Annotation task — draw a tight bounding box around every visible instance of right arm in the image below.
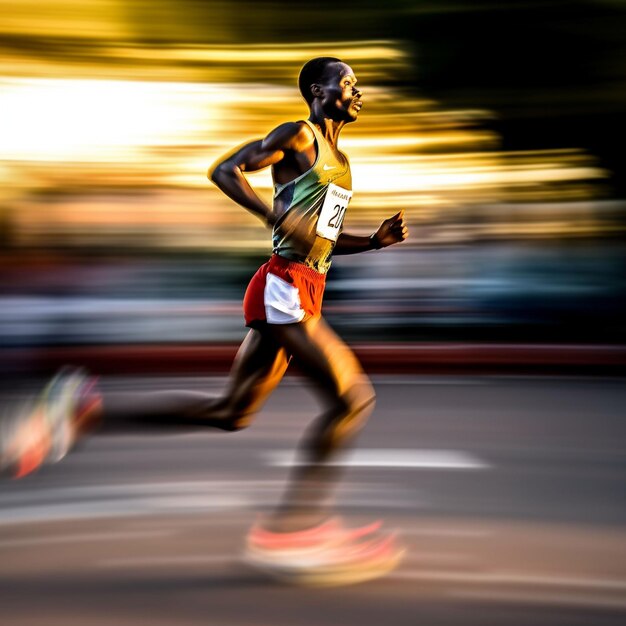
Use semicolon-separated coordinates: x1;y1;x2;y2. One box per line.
207;122;306;227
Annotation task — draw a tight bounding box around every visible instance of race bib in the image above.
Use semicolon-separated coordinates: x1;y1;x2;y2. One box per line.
316;183;353;242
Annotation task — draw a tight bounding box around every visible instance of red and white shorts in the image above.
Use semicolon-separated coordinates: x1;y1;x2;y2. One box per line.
243;254;326;327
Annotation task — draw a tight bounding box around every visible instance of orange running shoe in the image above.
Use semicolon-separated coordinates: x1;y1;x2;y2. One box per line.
244;516;405;586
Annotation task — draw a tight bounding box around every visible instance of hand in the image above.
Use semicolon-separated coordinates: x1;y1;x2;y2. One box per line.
373;210;408;248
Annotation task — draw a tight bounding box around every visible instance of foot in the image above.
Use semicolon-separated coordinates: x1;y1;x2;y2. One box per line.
244;516;405;586
0;367;102;478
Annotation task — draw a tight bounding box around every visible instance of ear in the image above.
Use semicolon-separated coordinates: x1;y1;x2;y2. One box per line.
310;83;323;99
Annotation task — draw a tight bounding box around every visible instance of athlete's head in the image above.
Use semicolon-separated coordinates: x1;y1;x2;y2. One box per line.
298;57;363;123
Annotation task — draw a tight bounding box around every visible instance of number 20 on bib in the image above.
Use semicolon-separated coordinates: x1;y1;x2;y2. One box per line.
316;183;353;242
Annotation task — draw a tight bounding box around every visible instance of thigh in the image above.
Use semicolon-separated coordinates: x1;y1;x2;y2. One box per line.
221;328;290;418
269;317;371;406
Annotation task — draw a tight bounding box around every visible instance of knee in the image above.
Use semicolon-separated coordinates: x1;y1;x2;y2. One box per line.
218;413;253;432
203;397;255;432
329;383;376;442
346;379;376;418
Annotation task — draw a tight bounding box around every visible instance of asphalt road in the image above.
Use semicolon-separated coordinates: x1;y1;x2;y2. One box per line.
1;374;625;625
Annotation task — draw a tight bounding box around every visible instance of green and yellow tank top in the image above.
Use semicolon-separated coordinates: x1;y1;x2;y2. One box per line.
272;120;352;274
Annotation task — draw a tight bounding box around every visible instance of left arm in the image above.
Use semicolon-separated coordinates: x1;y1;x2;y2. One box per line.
333;210;409;255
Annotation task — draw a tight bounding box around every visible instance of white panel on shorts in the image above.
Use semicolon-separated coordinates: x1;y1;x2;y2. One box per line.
264;272;306;324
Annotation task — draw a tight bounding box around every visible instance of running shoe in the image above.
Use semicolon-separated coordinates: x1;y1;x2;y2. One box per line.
244;516;405;586
0;367;102;478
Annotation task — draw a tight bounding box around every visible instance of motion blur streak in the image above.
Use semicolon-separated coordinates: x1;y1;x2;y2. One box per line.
0;75;611;250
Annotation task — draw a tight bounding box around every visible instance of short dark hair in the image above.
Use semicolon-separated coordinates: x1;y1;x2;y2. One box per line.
298;57;342;104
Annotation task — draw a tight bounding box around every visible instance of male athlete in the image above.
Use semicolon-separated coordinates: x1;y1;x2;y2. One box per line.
1;57;408;584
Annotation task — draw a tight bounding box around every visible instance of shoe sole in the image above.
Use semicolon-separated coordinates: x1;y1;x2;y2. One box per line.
243;534;406;587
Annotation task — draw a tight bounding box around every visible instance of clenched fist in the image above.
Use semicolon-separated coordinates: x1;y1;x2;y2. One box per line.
372;210;408;249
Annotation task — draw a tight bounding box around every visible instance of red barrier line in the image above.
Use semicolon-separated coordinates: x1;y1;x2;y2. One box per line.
2;344;625;376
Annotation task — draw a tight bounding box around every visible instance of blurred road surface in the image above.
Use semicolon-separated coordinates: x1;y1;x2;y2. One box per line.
1;375;625;625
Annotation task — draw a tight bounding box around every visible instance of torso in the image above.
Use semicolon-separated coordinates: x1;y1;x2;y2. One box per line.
271;121;352;274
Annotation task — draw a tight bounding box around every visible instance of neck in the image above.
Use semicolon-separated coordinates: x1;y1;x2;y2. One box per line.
308;109;346;149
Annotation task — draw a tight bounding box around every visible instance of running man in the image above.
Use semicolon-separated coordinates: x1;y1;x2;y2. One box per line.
1;57;408;584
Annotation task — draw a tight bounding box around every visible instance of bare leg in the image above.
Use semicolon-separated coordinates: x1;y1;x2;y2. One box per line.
266;316;376;531
1;329;290;478
99;328;289;433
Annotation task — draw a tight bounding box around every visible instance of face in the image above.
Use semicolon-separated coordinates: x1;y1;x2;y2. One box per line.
317;62;363;123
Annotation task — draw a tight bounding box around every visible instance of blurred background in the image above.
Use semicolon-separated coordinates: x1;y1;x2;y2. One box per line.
2;4;626;625
1;0;625;366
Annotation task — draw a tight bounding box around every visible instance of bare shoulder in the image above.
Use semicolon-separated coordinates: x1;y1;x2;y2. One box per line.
262;121;315;152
